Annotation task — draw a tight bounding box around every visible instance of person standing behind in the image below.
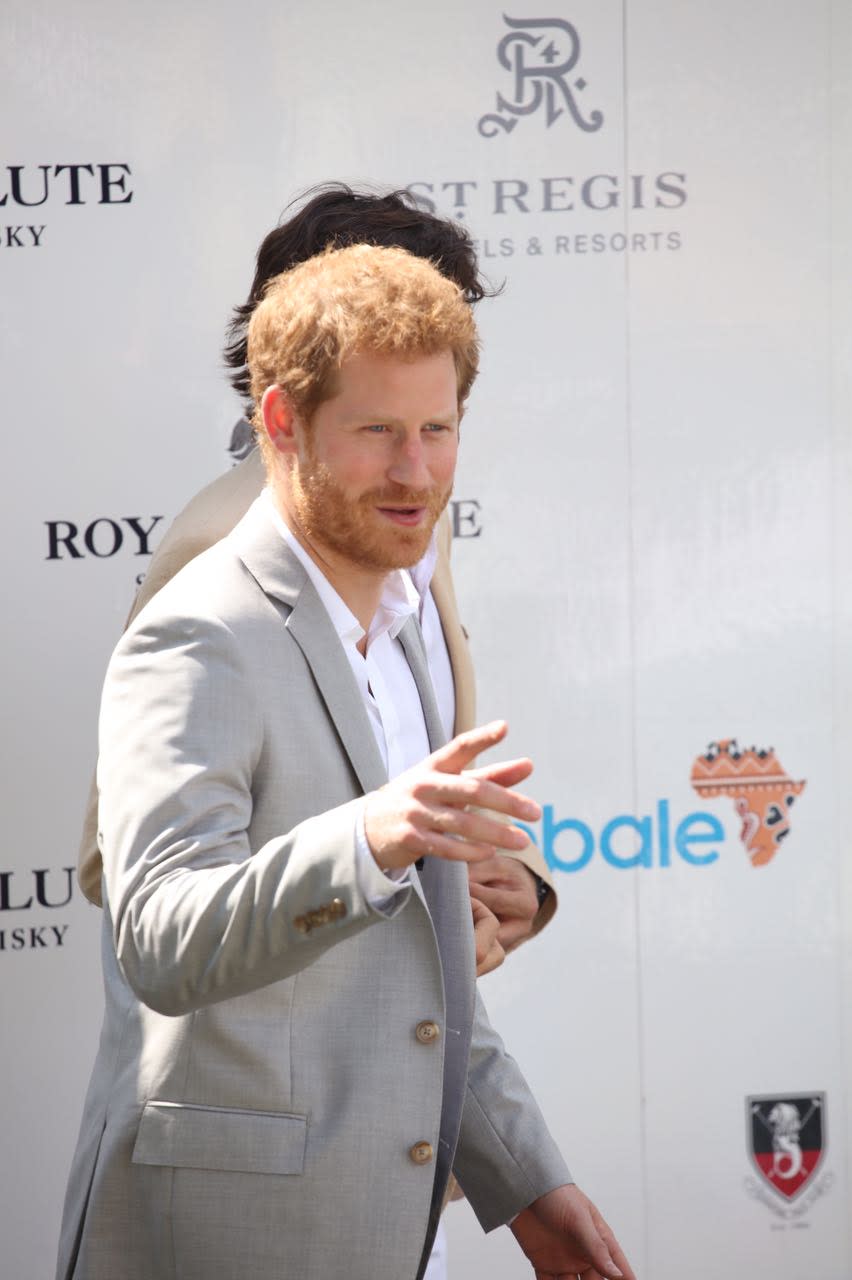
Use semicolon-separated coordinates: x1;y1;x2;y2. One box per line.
58;244;634;1280
77;185;557;950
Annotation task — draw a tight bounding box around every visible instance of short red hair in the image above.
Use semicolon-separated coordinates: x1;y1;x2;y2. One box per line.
248;243;479;452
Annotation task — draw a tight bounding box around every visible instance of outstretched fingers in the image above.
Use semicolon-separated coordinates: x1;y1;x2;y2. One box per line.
422;837;497;863
427;720;509;774
424;772;540;824
427;799;531;849
364;721;540;872
465;755;535;789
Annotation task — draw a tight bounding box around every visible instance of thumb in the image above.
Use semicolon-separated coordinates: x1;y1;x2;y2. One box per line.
471;896;499;929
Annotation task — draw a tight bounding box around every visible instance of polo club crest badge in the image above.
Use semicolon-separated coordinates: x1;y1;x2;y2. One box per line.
747;1094;825;1200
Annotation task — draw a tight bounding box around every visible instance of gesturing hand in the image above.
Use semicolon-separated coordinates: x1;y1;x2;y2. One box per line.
468;853;541;951
510;1184;636;1280
363;720;541;873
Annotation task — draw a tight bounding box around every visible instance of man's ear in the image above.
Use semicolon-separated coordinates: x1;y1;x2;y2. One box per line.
261;385;299;457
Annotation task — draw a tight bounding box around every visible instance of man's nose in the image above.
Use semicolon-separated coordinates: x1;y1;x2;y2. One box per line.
387;436;430;489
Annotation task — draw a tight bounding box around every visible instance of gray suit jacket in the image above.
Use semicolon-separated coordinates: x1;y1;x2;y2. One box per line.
57;497;569;1280
76;449;557;932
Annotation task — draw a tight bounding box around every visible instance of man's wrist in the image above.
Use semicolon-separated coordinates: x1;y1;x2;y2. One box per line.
355;804;411;907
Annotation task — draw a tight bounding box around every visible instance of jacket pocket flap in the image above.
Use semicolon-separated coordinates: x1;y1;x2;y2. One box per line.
132;1101;307;1175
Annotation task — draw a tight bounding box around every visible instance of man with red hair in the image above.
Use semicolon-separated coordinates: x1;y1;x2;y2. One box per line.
60;204;633;1280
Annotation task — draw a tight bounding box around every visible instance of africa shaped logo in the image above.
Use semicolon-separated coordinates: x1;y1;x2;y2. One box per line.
478;15;604;139
747;1094;825;1201
690;739;806;867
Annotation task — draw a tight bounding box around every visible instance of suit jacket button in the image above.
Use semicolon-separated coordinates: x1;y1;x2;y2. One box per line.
409;1141;434;1165
330;898;347;920
415;1020;440;1045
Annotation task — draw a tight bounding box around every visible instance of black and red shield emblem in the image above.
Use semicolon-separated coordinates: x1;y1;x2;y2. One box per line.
747;1093;826;1199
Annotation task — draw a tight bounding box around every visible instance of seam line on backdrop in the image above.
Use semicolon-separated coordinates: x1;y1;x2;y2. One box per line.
622;1;651;1270
827;1;852;1267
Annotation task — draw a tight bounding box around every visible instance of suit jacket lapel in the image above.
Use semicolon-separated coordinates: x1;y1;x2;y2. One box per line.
286;591;389;795
233;501;469;1126
232;497;387;797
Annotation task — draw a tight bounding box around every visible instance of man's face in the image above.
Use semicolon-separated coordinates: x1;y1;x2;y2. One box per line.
289;349;460;572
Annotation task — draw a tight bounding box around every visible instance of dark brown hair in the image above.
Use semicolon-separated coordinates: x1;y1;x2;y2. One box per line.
225;184;491;414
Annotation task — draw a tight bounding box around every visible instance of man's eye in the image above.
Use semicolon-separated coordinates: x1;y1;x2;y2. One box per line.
425;423;450;433
365;424;388;432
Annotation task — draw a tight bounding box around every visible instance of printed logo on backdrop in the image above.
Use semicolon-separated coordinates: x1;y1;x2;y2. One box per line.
44;515;164;592
518;736;806;875
409;15;686;262
478;16;604;139
744;1094;834;1226
226;424;484;540
0;866;76;953
1;163;133;250
691;740;806;868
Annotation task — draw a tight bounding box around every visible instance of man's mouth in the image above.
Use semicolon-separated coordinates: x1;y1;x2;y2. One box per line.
375;506;428;527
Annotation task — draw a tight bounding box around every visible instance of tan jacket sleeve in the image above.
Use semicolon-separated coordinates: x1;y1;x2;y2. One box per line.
431;514;557;936
129;450;266;623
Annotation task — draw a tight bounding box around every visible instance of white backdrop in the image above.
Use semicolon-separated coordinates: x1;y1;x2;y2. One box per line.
2;2;851;1276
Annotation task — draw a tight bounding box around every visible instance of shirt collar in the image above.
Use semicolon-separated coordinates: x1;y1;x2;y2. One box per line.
408;535;438;603
263;488;435;646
